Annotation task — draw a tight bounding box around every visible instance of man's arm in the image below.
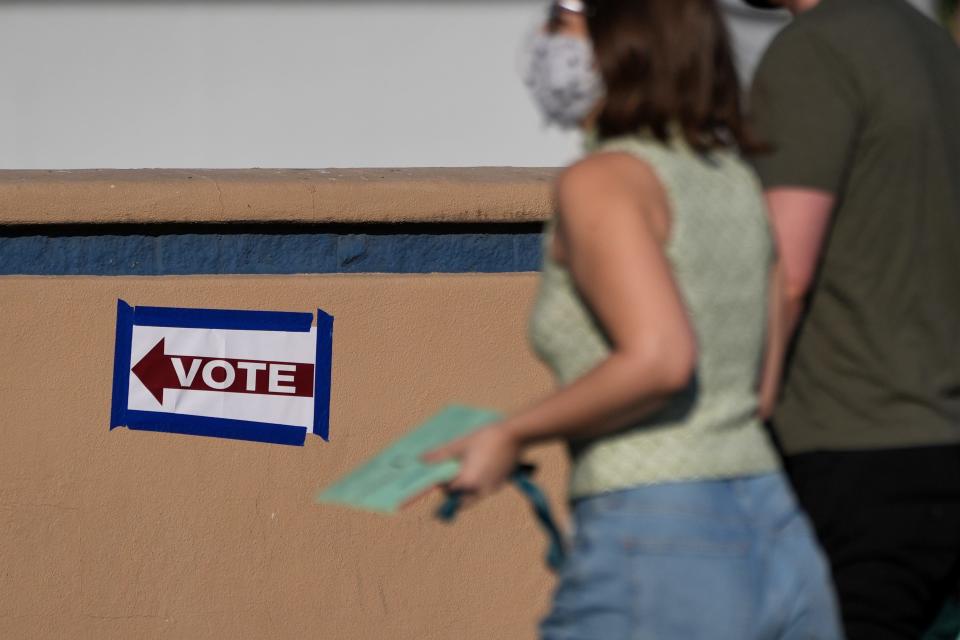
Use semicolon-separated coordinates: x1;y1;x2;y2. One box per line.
756;188;834;417
764;187;835;337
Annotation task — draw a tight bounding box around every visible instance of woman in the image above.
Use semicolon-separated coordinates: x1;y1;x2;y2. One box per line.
426;0;841;637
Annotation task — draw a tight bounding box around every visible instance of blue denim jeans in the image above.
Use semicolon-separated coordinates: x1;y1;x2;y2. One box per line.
540;473;843;639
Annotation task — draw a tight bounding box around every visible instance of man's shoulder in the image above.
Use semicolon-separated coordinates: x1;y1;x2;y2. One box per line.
764;0;946;68
754;17;842;87
757;0;937;92
762;1;862;63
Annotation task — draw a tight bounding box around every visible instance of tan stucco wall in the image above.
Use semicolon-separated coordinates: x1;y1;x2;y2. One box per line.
0;274;566;640
0;168;555;225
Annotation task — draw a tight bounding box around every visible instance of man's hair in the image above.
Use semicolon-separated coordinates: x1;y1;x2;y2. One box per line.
585;0;760;152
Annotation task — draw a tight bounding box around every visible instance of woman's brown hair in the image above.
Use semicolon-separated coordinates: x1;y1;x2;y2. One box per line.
584;0;758;153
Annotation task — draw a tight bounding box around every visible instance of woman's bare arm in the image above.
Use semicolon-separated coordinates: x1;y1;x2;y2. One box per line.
497;151;698;446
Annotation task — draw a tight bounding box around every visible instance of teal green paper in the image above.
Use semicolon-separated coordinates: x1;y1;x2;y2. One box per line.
315;405;502;514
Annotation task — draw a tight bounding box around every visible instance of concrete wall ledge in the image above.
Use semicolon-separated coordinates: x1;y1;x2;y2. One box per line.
0;168;557;226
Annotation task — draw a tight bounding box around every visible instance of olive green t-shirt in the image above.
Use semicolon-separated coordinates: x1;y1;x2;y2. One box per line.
751;0;960;453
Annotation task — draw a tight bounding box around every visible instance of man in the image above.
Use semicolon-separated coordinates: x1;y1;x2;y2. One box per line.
744;0;960;638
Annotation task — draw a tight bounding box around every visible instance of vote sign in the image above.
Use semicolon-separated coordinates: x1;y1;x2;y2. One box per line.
111;300;334;445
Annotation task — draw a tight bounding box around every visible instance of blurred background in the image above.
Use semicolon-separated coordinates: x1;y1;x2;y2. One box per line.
0;0;935;169
0;0;937;170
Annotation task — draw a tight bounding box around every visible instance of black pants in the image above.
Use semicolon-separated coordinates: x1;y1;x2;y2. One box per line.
785;446;960;640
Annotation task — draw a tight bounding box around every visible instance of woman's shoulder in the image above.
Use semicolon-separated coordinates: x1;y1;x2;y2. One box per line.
557;150;665;209
555;150;672;247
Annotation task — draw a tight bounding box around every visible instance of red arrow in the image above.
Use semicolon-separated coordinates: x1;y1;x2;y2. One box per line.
131;338;315;405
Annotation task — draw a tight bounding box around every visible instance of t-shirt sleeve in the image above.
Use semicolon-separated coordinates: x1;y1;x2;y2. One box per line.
749;26;861;194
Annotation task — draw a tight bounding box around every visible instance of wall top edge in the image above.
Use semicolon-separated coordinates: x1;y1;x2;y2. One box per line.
0;167;558;226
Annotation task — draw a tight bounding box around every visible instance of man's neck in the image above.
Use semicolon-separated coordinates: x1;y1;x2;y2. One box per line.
782;0;822;16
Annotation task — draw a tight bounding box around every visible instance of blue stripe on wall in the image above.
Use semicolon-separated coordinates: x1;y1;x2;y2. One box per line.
0;223;544;275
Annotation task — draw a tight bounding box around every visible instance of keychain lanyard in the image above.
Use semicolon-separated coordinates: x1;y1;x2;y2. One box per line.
435;463;567;572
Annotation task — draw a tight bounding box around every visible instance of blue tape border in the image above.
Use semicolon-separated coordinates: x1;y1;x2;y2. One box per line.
122;410;308;446
110;300;333;445
110;299;134;429
133;305;313;332
313;309;335;441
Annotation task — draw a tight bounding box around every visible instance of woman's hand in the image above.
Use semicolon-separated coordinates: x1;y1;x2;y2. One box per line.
422;425;522;506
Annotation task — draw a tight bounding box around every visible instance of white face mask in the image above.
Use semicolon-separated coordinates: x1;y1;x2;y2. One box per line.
521;32;604;129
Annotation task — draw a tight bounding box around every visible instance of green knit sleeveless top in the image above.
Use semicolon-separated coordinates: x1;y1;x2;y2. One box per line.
529;134;781;498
